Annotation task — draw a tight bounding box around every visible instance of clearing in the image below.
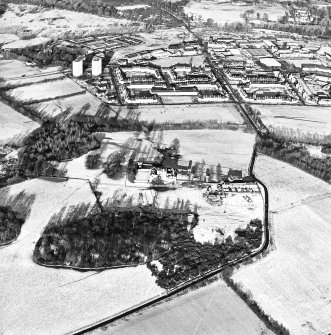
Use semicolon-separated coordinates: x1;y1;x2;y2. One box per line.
89;279;274;335
0;178;163;335
232;155;331;335
118;103;244;124
150;55;205;68
255;104;331;138
0;101;39;145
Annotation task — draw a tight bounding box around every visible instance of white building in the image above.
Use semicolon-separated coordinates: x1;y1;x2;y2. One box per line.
72;58;83;77
92;56;102;76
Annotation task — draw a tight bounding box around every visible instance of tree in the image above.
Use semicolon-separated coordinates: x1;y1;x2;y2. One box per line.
85;152;101;169
216;163;222;182
103;150;125;178
170;138;180;155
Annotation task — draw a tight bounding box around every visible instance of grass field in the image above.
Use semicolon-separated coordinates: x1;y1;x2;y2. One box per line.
0;178;163;335
255;105;331;137
0;101;40;145
90;279;274;335
162;129;256;169
232;155;331;335
120;103;244;124
8;78;85;103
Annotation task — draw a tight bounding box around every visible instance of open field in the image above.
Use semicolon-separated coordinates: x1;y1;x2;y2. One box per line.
0;178;163;335
0;33;20;45
0;4;136;42
151;55;205;68
255;104;331;137
8;78;85;103
90;279;274;335
232;155;331;335
119;103;244;124
113;28;195;59
0;101;40;145
184;0;285;24
162;129;255;169
0;60;61;80
31;91;108;119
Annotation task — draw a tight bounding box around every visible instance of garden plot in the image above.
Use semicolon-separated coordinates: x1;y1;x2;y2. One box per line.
184;0;285;24
95;280;274;335
0;101;39;145
255;105;331;137
0;178;163;335
8;78;85;103
162;129;255;170
120;103;244;124
31;91;108;119
0;4;135;41
232;155;331;335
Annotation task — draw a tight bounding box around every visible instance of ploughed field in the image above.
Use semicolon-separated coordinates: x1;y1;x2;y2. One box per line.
232;155;331;335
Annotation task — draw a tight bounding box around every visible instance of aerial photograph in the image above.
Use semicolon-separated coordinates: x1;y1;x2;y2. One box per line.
0;0;330;334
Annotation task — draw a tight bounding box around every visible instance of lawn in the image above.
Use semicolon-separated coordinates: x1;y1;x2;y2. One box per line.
0;101;40;145
232;155;331;335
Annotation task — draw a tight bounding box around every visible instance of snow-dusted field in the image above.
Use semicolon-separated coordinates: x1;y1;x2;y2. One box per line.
32;91;107;119
0;178;163;335
184;0;285;24
3;37;50;49
0;101;39;145
94;279;274;335
255;104;331;137
232;155;331;335
0;4;135;41
151;55;205;68
0;60;61;80
8;78;85;102
0;33;19;45
162;129;256;169
119;103;244;124
113;28;195;60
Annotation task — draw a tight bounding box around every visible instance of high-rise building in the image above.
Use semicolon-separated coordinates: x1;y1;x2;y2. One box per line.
92;56;102;76
72;58;83;77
